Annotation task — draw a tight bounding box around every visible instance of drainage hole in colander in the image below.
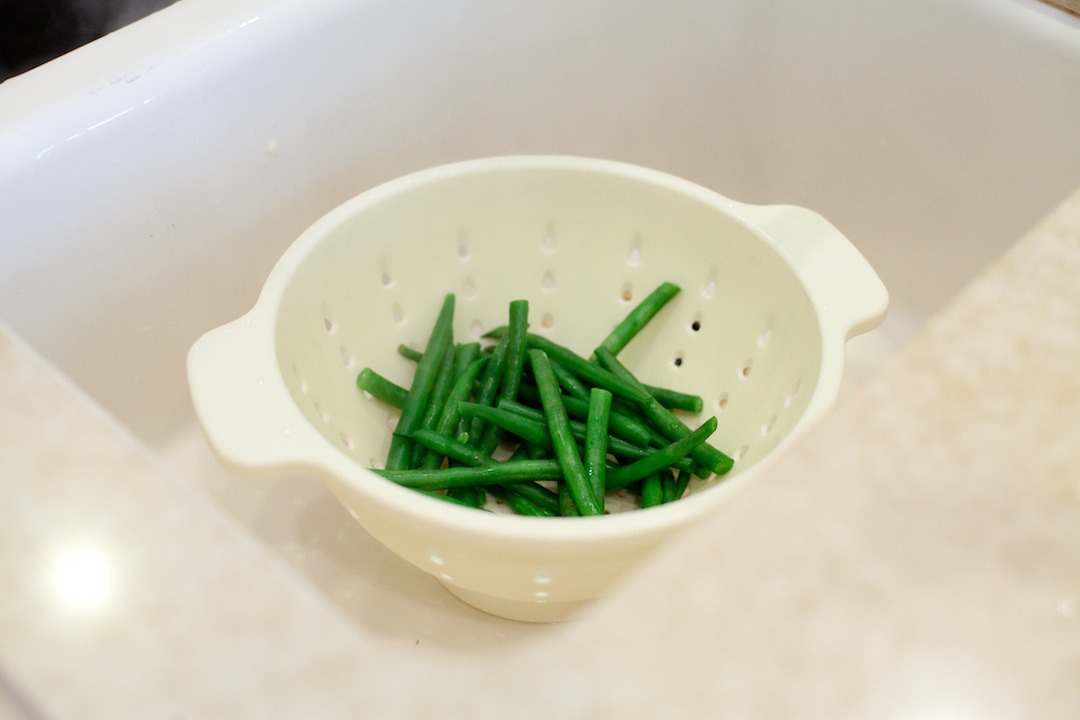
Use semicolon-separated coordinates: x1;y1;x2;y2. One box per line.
457;232;470;260
533;591;551;602
673;351;684;368
323;315;336;334
293;363;310;395
783;377;803;407
540;313;555;331
469;319;485;339
620;282;634;303
758;319;774;348
733;443;749;461
380;269;394;289
535;571;551;585
542;222;557;253
541;270;556;293
739;360;753;379
627;236;642;267
690;315;703;333
340;345;356;370
462;277;478;300
392;303;406;326
341;432;356;451
761;415;777;437
314;402;330;424
715;393;729;412
702;268;718;299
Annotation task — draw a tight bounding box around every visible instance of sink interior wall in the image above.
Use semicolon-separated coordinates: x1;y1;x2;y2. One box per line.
2;0;1079;472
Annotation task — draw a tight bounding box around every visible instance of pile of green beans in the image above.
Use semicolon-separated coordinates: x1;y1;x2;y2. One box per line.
357;282;733;516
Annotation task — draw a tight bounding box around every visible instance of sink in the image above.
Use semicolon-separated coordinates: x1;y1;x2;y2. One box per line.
2;0;1079;645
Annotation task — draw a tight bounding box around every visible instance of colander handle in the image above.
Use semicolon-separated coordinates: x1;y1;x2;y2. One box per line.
737;203;889;340
187;314;326;479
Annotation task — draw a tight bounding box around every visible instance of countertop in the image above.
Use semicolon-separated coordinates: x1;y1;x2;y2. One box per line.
2;185;1079;718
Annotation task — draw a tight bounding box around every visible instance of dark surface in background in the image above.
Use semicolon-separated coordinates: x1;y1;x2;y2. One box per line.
0;0;179;81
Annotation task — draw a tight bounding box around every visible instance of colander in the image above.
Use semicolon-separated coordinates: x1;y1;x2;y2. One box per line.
187;156;888;622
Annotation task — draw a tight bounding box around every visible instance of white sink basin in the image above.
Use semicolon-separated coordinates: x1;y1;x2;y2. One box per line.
2;0;1079;642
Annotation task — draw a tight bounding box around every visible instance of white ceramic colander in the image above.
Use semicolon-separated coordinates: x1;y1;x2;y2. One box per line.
187;156;887;622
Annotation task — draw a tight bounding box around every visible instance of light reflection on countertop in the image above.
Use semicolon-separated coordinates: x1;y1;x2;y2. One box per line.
46;540;117;615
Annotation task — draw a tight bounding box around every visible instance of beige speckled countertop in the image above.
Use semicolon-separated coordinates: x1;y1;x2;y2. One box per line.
2;186;1079;718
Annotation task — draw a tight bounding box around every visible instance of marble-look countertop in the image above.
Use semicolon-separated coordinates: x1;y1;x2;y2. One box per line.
2;186;1079;718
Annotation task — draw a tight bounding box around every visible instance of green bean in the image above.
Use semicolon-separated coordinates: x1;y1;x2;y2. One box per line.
501;481;560;515
478;299;530;454
673;468;692;500
420;356;486;470
487;486;556;517
643;384;704;414
549;359;590;401
416;428;562;517
416;489;491;509
453;342;481;375
445;486;487;508
597;281;681;357
584;388;612;504
398;341;480;370
397;344;423;363
559;483;580;517
495;400;697;473
500;300;530;402
410;340;457;468
529;349;604;516
496;445;562;515
457;401;552;449
595;347;733;476
413;429;492;468
606;416;718;490
374;458;563;490
640;472;664;509
660;467;678;504
485;329;651;406
385;294;456;470
469;333;510;444
356;368;408;409
516;383;652;447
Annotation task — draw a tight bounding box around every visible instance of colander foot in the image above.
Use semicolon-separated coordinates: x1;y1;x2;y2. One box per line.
438;580;592;623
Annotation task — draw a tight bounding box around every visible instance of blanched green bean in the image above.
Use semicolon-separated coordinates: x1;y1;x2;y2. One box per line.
374;459;563;490
584;388;612;504
495;399;697;473
606;416;718;490
516;383;652;446
487;486;556;517
420;356;486;470
529;349;604;516
469;333;509;445
479;299;530;454
413;429;492;468
597;281;681;357
485;329;651;406
640;472;664;509
385;294;456;470
643;383;704;414
595;347;733;476
410;340;457;468
356;368;408;409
